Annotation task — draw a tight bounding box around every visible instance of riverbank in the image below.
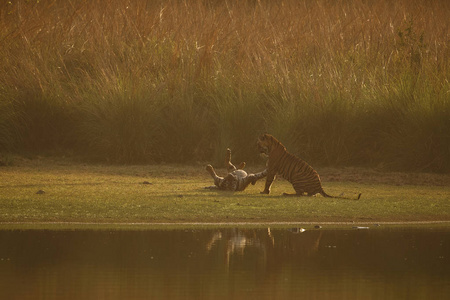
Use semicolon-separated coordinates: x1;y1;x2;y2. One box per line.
1;221;450;232
1;157;449;225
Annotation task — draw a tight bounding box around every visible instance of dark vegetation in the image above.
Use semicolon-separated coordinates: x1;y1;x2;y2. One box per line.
0;0;449;172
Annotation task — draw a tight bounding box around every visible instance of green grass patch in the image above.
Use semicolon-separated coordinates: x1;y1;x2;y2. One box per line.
0;160;448;224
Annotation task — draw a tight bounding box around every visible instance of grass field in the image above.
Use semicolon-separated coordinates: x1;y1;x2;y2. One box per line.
1;158;449;224
1;0;449;171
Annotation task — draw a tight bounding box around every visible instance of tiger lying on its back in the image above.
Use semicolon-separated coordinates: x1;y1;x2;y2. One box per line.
206;148;267;191
257;134;361;199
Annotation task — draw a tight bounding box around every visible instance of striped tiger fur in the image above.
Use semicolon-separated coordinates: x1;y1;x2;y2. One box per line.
257;134;361;199
206;148;267;191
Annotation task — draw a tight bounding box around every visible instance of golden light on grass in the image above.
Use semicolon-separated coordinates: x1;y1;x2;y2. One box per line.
0;0;448;171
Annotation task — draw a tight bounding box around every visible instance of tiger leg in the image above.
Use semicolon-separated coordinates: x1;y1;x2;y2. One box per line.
239;169;267;191
261;172;276;194
237;162;246;170
225;148;246;172
225;148;237;172
251;169;268;185
206;164;226;187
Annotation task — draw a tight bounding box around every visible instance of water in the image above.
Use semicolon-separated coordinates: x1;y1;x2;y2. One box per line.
0;226;449;300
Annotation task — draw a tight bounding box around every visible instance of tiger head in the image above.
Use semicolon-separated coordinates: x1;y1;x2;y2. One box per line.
257;134;285;156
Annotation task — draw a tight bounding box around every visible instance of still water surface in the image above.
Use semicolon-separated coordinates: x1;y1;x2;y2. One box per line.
0;226;449;300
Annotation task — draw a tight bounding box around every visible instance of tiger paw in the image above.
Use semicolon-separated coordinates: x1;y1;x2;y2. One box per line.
237;162;246;169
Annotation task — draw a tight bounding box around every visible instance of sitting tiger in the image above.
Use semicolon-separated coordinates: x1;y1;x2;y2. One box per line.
206;148;267;191
257;134;361;199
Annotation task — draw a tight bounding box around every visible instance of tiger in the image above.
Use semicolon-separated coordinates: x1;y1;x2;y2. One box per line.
257;134;361;199
206;148;267;191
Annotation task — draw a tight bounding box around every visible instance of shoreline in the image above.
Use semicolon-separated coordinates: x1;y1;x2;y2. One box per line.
1;220;450;229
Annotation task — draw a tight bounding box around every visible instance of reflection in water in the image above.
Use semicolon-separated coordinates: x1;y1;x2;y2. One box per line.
0;227;449;300
206;228;269;268
206;228;321;271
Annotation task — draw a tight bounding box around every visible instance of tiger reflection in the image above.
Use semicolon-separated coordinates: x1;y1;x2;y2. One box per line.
206;228;323;269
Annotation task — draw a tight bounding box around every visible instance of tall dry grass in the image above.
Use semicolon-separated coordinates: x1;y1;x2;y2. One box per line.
0;0;449;171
